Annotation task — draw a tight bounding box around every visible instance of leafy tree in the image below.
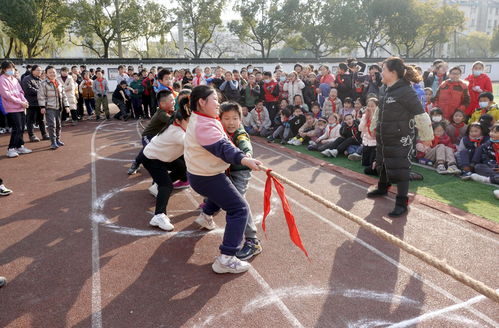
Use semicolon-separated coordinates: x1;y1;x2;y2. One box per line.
176;0;225;59
0;0;69;58
491;28;499;55
389;1;464;58
229;0;300;58
287;0;355;59
456;31;492;58
136;0;175;58
70;0;142;58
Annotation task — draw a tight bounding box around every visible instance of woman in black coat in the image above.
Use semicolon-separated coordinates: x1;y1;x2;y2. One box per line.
368;57;433;217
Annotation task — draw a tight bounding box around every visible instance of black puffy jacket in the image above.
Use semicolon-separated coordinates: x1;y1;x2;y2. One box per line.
376;79;424;183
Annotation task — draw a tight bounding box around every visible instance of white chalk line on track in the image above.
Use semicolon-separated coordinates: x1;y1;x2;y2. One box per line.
90;121;105;328
251;176;497;327
253;142;499;246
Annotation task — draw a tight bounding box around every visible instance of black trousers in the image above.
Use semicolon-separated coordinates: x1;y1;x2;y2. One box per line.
327;137;360;154
138;151;187;215
379;164;409;197
142;94;151;117
26;106;47;137
6;112;26;149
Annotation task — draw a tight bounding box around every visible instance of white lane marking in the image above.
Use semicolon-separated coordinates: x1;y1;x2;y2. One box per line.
243;286;420;314
251;175;498;327
248;268;305;328
386;291;497;328
90;121;104;328
253;142;499;245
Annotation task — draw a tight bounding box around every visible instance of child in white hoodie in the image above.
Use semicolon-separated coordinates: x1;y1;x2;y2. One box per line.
307;113;341;151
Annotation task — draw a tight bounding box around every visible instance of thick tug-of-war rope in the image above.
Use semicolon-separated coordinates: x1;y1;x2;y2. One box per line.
257;164;499;303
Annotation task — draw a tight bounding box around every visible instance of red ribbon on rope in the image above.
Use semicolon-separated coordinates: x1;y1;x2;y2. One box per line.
262;169;309;258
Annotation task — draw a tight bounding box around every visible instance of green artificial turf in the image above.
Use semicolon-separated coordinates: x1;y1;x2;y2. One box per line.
279;143;499;223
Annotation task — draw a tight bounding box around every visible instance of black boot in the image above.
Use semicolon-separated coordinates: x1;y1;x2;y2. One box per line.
367;182;391;198
388;196;408;217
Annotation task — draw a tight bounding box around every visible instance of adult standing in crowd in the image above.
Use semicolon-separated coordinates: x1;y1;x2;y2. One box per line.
58;67;79;126
38;65;70;150
434;66;470;121
368;57;433;217
0;60;32;158
71;66;84;119
21;65;48;142
465;61;493;118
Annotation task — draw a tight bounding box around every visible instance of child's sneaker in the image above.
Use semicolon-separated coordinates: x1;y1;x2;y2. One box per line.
127;161;140;175
173;180;190;189
195;212;217;230
436;164;447;174
308;141;317;147
149;213;174;231
6;148;19;158
470;173;491;184
419;158;433;166
446;165;461;175
235;239;262;261
348;153;362;161
295;138;303;146
287;138;297;145
461;171;472;180
0;184;12;196
16;146;32;154
212;254;251;274
148;183;158;197
494;190;499;200
330;149;338;157
321;149;333;157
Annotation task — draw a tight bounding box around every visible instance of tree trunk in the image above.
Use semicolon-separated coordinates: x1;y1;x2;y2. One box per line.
145;37;150;58
5;37;13;58
103;41;110;58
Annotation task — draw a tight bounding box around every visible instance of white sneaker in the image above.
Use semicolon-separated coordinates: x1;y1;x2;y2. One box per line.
321;149;332;157
195;212;217;230
149;213;174;231
436;164;447;174
212;254;251;274
16;146;32;154
294;138;303;146
494;190;499;200
6;148;19;158
0;128;6;134
287;138;296;145
331;149;338;157
308;141;317;146
446;165;461;175
0;184;12;196
148;183;158;197
470;173;491;184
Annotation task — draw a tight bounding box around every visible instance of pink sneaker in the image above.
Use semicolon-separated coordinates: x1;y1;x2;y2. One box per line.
173;180;190;189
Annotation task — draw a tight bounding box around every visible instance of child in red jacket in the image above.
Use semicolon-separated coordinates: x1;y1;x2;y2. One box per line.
416;122;460;175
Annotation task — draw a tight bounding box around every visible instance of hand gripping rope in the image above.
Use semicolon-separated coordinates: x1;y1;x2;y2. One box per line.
258;164;499;303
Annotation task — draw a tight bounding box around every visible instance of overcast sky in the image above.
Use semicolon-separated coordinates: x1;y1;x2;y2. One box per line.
153;0;241;22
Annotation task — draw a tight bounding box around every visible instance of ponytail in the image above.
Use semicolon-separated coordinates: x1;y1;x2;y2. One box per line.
157;93;192;135
383;57;422;84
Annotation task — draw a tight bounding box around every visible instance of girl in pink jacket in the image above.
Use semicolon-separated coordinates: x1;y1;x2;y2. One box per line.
0;61;32;158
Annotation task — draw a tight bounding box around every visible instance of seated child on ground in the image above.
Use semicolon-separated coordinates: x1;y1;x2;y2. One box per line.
310;102;321;119
286;106;307;143
289;112;316;145
308;113;341;151
469;92;499;124
457;122;489;178
446;109;467;145
467;124;499;185
249;99;272;137
321;113;361;158
416;122;460;175
268;107;292;143
241;106;253;133
339;97;356;121
322;88;342;118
